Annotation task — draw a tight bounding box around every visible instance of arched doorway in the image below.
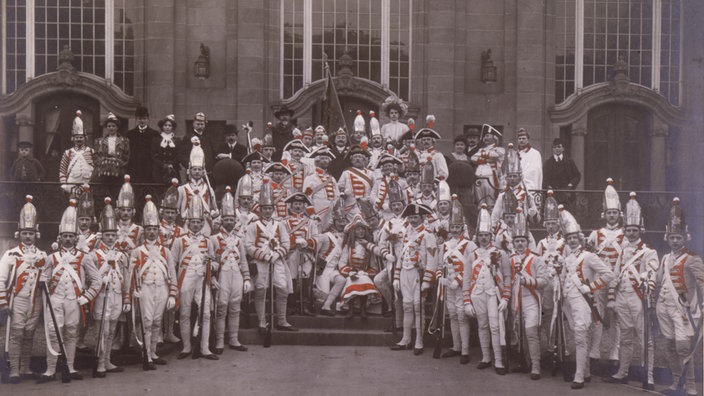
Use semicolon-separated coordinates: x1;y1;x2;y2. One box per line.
585;104;652;191
34;93;101;181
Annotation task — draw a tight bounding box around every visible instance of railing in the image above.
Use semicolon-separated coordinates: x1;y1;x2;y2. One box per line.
0;181;700;254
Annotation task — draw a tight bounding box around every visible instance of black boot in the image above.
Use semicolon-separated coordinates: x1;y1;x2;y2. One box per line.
360;296;368;319
346;298;356;318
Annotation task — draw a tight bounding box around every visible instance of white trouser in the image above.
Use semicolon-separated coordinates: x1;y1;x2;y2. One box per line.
656;293;696;392
513;293;541;374
399;268;424;349
215;269;243;348
445;287;470;355
613;289;653;382
8;295;41;376
179;269;212;355
93;290;123;370
563;293;593;383
374;269;403;324
254;261;291;327
139;283;168;360
45;295;80;375
472;291;503;367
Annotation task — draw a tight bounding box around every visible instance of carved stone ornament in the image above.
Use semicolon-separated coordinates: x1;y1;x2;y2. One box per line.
49;45;81;87
335;49;359;95
609;54;632;97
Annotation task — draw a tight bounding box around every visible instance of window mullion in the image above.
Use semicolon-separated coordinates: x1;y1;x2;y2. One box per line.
381;0;390;87
651;0;661;91
575;0;584;91
303;0;312;85
26;0;35;80
106;0;114;82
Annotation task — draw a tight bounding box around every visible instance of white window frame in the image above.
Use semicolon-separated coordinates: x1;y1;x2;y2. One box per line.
572;0;681;103
1;0;117;94
279;0;412;99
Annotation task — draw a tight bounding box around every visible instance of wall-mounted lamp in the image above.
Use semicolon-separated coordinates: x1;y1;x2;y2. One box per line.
481;49;497;84
194;43;210;80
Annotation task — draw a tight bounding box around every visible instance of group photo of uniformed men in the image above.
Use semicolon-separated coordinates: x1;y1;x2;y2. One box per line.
1;97;702;396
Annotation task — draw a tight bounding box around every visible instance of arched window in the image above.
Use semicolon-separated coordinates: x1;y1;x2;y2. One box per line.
554;0;681;105
2;0;135;95
281;0;412;100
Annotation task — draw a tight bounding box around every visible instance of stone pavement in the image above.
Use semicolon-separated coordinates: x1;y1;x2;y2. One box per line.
3;345;673;396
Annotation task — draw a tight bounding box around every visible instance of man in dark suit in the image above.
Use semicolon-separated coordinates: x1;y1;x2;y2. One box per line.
215;124;248;165
465;127;483;159
543;138;581;207
180;112;217;175
126;106;159;183
271;106;295;162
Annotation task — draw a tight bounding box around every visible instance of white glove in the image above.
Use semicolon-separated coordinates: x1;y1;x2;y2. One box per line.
393;280;400;292
264;252;273;262
639;271;650;282
61;184;72;193
464;303;476;317
606;300;615;309
122;304;131;313
578;284;592;295
438;278;450;287
166;297;176;310
384;254;395;263
295;238;307;248
243;280;252;293
498;299;508;312
102;275;110;286
270;252;280;263
77;296;89;306
133;289;141;299
421;282;430;292
449;280;459;290
211;278;220;291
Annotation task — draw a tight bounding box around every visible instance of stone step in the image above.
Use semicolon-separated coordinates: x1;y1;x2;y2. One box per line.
238;326;453;347
242;313;394;330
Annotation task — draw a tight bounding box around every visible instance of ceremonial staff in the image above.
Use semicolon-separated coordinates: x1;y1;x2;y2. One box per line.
262;259;274;348
192;256;211;359
92;280;110;377
429;259;447;359
132;276;150;370
1;263;16;383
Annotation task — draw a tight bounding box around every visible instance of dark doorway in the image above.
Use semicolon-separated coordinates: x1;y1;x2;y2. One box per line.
33;93;101;181
585;104;652;191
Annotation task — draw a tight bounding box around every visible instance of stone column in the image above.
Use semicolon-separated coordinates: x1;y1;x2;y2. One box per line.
570;118;587;190
650;118;668;191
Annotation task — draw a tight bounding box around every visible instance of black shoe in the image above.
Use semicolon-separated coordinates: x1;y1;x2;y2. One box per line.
69;372;83;380
275;324;298;332
477;361;492;370
531;373;541;380
384;326;398;333
642;383;655;391
441;349;461;358
460;355;470;365
153;357;168;365
571;381;584;389
20;373;38;380
390;343;410;351
584;376;591;383
106;367;124;373
37;374;55;384
177;352;191;360
8;375;20;384
495;367;507;375
202;354;219;360
144;362;157;371
413;348;423;356
213;347;224;355
229;345;248;352
382;310;392;318
302;307;315;316
258;326;268;335
603;376;627;384
320;309;335;317
92;371;106;379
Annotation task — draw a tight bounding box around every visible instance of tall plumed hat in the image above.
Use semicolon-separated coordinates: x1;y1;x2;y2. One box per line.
59;199;79;234
420;156;435;185
449;194;465;227
189;136;206;168
558;205;581;236
437;180;451;202
504;143;521;175
259;178;274;206
543;190;559;222
623;192;644;229
476;203;492;234
602;177;621;215
665;197;690;241
161;178;180;210
77;184;94;219
236;173;254;198
72;110;84;136
186;194;205;220
18;195;38;232
502;187;518;216
387;178;405;204
99;197;117;232
117;175;134;208
512;207;529;238
405;145;420;173
221;186;236;217
142;195;160;227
